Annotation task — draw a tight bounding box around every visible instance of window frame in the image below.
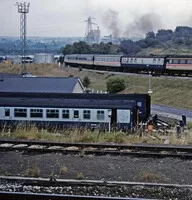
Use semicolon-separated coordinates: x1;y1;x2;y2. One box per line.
97;110;105;120
83;110;91;120
14;108;27;118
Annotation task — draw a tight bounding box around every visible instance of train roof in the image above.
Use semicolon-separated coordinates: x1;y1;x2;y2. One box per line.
0;92;150;101
121;55;166;58
0;97;136;109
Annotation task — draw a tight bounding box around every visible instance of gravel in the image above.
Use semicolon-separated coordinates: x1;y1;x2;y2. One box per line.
0;180;192;199
0;151;192;199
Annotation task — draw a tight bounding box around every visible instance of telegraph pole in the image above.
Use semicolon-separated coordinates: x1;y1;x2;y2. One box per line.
16;2;30;73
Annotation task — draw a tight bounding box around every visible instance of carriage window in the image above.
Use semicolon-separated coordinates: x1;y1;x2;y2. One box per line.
83;110;91;119
14;108;27;118
157;59;161;64
74;110;79;118
134;58;137;63
46;109;59;118
5;108;10;117
180;60;186;64
30;109;43;118
62;110;69;119
122;58;128;63
172;59;178;64
97;110;105;120
153;59;156;64
187;59;192;64
130;58;133;63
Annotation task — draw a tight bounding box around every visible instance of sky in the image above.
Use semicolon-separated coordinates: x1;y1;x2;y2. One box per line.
1;0;192;38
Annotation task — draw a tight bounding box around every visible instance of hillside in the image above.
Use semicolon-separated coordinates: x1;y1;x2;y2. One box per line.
0;63;191;110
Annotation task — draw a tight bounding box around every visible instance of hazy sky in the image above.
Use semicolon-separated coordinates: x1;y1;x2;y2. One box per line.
1;0;192;38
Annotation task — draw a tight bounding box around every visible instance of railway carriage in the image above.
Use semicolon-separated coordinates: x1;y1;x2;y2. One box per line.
0;93;151;131
64;54;94;67
93;55;122;70
166;56;192;75
62;54;192;76
121;56;166;73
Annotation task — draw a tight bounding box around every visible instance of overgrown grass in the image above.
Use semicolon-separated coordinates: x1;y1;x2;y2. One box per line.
0;124;192;145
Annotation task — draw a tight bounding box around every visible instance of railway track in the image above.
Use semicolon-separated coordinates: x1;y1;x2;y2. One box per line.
0;176;191;199
0;139;191;158
0;192;154;200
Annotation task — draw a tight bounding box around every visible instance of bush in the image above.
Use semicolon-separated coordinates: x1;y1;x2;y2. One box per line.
82;76;91;88
106;78;126;93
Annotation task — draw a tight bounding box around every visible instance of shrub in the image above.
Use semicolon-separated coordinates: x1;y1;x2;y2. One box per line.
82;76;91;88
106;78;126;93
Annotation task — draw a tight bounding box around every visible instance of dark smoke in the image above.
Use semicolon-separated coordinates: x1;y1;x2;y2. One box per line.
124;13;162;38
102;9;120;38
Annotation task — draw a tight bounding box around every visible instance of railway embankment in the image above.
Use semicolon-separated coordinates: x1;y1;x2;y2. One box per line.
0;63;192;110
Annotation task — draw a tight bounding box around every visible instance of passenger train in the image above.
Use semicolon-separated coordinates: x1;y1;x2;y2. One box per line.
0;93;151;131
63;54;192;76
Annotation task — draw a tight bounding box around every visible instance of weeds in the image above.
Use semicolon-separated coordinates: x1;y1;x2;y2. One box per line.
25;165;40;177
0;122;192;145
134;172;169;183
76;172;85;180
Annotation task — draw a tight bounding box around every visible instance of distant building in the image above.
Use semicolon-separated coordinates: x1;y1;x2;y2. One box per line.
0;77;85;94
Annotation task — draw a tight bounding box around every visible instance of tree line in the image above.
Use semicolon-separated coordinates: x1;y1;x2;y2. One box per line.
61;26;192;56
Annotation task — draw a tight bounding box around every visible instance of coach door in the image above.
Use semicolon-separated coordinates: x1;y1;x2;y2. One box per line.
4;108;11;119
111;109;117;125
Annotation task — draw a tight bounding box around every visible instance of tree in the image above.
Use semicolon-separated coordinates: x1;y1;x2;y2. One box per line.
82;76;91;88
106;78;126;93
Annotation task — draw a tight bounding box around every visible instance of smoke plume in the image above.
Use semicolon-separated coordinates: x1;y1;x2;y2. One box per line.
102;9;120;38
124;13;162;38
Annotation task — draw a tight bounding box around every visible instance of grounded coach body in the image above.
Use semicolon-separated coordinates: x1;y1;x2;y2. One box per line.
63;54;192;76
0;93;151;131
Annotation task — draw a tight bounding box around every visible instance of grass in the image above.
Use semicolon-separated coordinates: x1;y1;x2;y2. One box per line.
0;124;192;145
0;63;191;109
134;172;170;183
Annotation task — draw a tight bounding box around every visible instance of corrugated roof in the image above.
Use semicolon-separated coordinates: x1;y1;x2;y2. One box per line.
0;77;82;93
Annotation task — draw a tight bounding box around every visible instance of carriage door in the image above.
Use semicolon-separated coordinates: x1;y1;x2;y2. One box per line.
4;108;11;119
111;109;117;125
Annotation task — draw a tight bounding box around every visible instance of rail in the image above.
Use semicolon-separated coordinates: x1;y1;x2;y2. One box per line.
0;139;191;158
0;192;153;200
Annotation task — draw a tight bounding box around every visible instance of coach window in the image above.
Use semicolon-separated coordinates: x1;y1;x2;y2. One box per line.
187;59;192;64
134;58;137;63
62;110;70;119
83;110;91;119
30;109;43;118
74;110;79;118
14;108;27;118
157;59;161;64
97;110;105;120
153;59;156;64
173;59;178;64
180;60;185;64
46;109;59;118
5;108;10;117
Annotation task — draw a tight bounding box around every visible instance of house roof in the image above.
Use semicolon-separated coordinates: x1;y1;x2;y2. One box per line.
0;77;84;94
0;73;23;78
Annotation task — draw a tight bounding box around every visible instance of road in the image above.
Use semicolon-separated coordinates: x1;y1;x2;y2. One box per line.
151;104;192;122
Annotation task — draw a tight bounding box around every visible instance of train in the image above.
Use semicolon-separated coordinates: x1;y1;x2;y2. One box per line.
0;93;151;131
63;54;192;76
